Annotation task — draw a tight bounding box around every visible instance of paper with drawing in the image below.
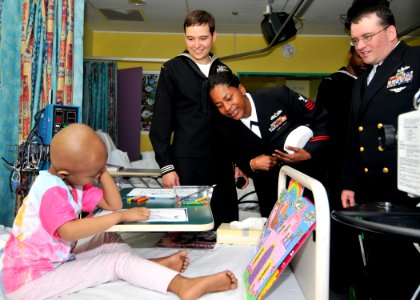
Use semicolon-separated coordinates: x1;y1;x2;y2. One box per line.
95;208;188;222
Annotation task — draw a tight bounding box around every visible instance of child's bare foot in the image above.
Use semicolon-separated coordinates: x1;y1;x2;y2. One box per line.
169;270;238;300
150;250;189;273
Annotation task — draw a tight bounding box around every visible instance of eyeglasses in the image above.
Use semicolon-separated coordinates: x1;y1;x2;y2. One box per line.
350;26;389;46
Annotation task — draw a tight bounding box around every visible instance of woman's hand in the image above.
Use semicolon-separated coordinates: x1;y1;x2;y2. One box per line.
273;148;311;164
250;154;279;171
234;166;249;189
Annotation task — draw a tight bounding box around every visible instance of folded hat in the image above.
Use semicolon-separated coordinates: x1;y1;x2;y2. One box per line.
283;125;313;154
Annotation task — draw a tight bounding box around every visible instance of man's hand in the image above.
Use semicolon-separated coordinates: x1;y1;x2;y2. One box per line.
341;190;356;208
162;171;180;188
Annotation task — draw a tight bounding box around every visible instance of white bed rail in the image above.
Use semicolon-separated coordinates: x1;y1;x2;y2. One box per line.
278;166;330;300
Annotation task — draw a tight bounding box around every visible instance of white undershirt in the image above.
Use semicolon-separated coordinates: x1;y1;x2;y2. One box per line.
367;41;400;85
197;63;211;77
240;93;262;138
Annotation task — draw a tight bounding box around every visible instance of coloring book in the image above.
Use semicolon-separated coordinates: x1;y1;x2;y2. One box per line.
244;179;316;300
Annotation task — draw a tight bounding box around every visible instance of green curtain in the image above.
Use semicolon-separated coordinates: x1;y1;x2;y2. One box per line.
82;61;118;143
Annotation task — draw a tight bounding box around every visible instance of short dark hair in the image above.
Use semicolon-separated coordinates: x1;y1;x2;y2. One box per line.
208;71;241;91
350;5;396;27
184;10;216;34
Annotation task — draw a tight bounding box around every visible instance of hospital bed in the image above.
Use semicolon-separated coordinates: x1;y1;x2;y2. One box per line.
0;166;330;299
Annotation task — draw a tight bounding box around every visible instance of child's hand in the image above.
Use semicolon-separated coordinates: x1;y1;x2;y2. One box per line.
96;167;109;183
120;207;151;222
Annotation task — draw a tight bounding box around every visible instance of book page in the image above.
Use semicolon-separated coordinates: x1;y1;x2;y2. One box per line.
148;208;188;222
94;208;188;223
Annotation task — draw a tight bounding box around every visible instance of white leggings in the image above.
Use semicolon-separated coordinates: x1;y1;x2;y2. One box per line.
6;232;178;300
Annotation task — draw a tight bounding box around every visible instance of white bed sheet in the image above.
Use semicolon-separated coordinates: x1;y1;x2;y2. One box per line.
0;231;306;300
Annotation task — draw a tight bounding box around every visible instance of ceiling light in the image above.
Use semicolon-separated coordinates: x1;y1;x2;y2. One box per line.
128;0;146;6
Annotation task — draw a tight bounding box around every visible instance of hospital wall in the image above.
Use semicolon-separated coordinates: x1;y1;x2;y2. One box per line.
84;29;420;152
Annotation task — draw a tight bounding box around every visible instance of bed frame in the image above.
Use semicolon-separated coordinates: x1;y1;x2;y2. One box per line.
278;166;330;300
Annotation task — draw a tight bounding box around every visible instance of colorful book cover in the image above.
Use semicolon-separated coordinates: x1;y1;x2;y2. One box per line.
244;179;316;300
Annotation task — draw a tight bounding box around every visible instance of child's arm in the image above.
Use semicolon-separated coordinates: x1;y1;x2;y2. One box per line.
96;168;123;211
58;168;152;241
57;207;151;241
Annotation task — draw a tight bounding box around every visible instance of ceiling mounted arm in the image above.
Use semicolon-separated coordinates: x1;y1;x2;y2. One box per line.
398;22;420;38
220;0;305;61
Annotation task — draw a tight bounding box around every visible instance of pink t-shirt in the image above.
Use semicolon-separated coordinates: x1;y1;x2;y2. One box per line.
1;171;103;293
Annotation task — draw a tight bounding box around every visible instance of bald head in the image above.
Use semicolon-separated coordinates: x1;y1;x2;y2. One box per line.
50;124;107;174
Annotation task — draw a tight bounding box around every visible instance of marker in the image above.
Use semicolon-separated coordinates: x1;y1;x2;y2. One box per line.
182;197;209;205
182;201;208;206
124;196;149;203
177;184;216;202
193;196;208;202
133;196;149;203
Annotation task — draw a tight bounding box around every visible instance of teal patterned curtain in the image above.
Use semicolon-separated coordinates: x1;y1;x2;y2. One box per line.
0;0;23;227
0;0;84;226
82;61;118;143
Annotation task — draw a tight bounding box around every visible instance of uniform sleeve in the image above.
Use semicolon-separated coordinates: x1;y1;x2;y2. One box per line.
149;65;175;172
287;87;330;155
315;77;334;111
341;84;361;191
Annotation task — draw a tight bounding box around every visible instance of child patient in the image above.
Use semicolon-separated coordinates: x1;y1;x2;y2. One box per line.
1;123;237;300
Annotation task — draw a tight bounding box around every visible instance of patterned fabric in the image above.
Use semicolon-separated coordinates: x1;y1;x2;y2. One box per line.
0;0;83;226
1;171;103;293
0;0;23;227
82;61;118;143
72;0;84;107
19;0;79;142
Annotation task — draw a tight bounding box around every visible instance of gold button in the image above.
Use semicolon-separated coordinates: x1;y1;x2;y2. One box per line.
383;167;389;173
360;147;365;152
378;146;384;151
358;126;363;132
377;123;383;129
364;168;369;173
